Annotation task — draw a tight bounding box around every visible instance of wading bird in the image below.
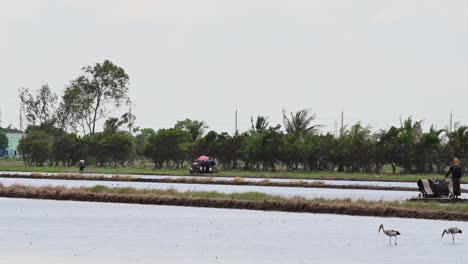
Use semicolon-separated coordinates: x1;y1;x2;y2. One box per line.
378;224;401;245
442;227;462;243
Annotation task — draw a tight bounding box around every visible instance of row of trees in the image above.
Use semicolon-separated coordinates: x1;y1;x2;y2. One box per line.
15;60;466;174
142;115;466;174
18;109;467;174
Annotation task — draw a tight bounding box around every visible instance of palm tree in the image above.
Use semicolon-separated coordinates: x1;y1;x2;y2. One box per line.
446;125;468;165
249;116;270;135
282;108;321;138
397;117;423;173
418;126;444;173
399;117;423;144
347;122;372;139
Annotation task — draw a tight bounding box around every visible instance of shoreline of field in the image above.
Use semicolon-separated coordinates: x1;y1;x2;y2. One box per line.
0;172;425;192
1;184;468;221
0;165;457;183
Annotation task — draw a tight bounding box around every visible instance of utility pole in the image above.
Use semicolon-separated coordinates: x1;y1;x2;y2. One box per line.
128;104;134;134
340;109;344;137
0;107;2;128
19;103;23;131
235;107;238;135
450;111;453;133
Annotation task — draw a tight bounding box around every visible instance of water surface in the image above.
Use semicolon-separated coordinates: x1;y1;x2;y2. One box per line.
0;177;414;201
0;198;465;264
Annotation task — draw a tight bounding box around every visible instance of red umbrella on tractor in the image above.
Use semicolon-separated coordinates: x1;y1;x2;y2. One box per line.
190;155;216;174
196;155;210;161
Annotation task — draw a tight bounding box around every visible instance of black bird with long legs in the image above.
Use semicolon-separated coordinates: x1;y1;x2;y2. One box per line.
442;227;462;244
378;224;401;245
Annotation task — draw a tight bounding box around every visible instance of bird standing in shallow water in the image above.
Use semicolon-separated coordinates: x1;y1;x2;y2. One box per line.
379;224;401;245
442;227;462;244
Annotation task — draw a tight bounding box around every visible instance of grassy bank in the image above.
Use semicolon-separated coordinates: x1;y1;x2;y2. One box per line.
1;183;468;221
0;172;421;192
0;163;455;183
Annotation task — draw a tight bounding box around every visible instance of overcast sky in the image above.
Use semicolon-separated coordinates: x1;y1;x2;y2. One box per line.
1;0;468;134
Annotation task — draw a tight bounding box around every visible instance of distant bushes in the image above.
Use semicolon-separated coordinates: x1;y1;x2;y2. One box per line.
19;128;134;167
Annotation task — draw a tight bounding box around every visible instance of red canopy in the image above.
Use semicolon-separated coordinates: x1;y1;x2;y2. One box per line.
196;155;210;161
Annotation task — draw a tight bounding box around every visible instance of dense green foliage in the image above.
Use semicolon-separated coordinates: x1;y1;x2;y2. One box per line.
18;131;53;166
14;61;466;174
0;131;8;154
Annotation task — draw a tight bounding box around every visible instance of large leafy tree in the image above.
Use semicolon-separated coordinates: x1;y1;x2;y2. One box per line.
174;119;208;142
145;128;192;168
135;128;156;156
100;132;135;167
18;131;53;166
52;132;84;166
62;60;130;135
19;84;58;127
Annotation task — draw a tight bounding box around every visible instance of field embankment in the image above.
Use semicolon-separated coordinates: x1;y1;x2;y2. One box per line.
0;172;424;192
1;184;468;221
0;163;456;182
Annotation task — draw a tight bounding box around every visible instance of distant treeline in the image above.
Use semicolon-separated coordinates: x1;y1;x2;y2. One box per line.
18;111;466;175
14;60;465;174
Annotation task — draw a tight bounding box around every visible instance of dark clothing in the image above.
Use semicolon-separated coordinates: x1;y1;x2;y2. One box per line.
79;162;85;173
446;165;462;179
452;178;461;197
446;165;462;197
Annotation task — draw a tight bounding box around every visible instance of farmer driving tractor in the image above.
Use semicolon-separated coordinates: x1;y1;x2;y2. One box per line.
446;158;462;199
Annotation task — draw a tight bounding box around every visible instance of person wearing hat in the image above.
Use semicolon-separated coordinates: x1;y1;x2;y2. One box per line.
79;159;86;173
446;158;462;199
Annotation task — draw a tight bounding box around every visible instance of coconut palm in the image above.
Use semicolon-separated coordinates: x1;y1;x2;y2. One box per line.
282;108;321;138
416;126;444;173
397;117;423;173
447;125;468;162
249;116;270;135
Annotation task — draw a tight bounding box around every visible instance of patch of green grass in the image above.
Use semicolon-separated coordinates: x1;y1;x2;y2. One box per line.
84;185;468;213
87;185;288;202
0;161;454;182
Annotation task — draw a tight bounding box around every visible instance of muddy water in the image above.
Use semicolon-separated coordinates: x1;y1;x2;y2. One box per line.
0;198;466;264
0;177;414;201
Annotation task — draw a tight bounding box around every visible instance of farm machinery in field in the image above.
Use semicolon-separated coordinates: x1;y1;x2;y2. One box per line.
410;178;468;202
416;178;452;198
189;155;218;174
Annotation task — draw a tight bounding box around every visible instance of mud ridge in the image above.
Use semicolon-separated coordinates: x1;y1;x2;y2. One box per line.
0;184;467;221
0;173;422;192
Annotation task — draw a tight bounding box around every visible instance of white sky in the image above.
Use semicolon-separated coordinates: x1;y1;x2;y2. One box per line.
1;0;468;134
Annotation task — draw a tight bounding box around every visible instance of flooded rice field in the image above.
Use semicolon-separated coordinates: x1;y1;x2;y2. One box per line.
1;171;460;189
0;197;466;264
0;177;414;201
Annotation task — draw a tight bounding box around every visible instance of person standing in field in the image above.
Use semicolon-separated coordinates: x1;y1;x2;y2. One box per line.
79;159;85;173
446;158;462;199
